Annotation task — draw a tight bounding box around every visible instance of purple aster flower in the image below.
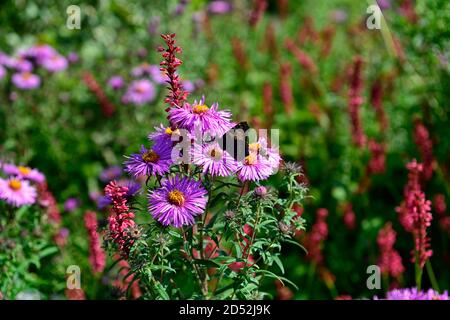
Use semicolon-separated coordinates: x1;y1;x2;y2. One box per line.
99;165;123;182
168;96;235;137
124;144;172;178
148;124;184;150
237;153;273;181
107;76;124;90
208;1;233;15
64;198;80;212
249;138;282;172
25;44;57;64
68;52;79;63
41;54;68;72
192;142;238;176
131;63;153;77
11;72;40;90
122;79;156;105
11;57;33;72
381;287;449;300
0;65;5;80
148;175;208;227
0;177;37;207
149;64;168;84
2;164;45;183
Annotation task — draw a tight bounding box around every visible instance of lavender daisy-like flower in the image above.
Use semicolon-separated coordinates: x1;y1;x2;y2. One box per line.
107;76;124;90
148;123;185;150
237;153;273;181
148;175;208;227
192;142;238;176
168;97;234;137
12;72;40;90
0;177;37;207
122;79;156;105
2;164;45;183
124;144;172;178
249;138;282;172
41;54;68;72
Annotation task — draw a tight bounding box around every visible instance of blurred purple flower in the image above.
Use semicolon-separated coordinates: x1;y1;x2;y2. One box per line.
41;54;68;72
208;1;232;15
107;76;124;90
131;63;153;77
25;44;57;64
0;65;5;80
122;79;156;105
148;16;161;36
12;72;40;90
330;9;347;23
149;65;168;84
64;198;80;212
68;52;79;63
11;57;33;72
182;80;195;93
377;0;391;10
99;165;122;182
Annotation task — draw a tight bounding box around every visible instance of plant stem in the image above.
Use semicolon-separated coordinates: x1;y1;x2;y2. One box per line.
425;260;440;292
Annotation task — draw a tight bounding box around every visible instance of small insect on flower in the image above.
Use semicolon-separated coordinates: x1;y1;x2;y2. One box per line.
148;175;208;228
124;144;172;178
0;177;37;207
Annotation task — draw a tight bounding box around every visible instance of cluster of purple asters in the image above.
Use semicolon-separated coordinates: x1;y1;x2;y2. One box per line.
0;162;45;207
119;34;281;228
0;44;68;91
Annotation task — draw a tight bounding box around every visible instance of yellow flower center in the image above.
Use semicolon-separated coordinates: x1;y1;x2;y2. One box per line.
22;72;32;80
244;154;257;165
18;166;31;175
165;127;173;135
8;179;22;191
167;190;185;206
193;104;209;114
249;143;261;154
142;150;159;163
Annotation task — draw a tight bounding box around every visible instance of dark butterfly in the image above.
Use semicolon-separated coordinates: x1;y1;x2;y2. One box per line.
218;121;250;162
